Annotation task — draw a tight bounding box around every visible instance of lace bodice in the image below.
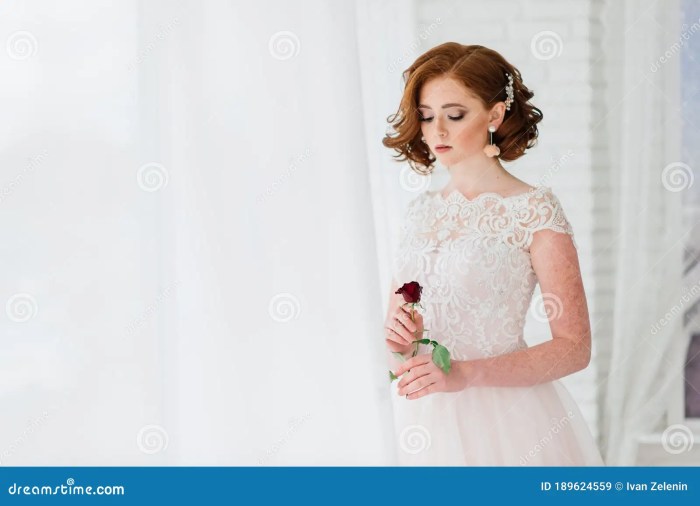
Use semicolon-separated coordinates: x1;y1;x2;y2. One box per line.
392;186;576;361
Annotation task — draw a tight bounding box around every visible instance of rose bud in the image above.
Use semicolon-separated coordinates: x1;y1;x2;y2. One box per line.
395;281;422;304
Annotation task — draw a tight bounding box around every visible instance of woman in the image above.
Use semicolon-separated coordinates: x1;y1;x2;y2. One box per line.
382;42;604;466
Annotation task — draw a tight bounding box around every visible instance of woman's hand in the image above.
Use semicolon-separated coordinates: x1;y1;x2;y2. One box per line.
385;303;424;354
394;354;471;400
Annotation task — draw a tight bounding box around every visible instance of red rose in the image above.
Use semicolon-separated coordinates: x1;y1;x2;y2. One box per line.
395;281;422;304
388;280;451;382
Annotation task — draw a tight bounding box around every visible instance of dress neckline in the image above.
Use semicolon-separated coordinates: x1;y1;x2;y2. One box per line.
431;185;548;204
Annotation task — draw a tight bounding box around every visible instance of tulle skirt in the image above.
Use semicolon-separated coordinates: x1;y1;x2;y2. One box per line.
389;379;604;466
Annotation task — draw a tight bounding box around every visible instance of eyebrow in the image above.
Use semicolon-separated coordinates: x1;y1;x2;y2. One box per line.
417;103;466;109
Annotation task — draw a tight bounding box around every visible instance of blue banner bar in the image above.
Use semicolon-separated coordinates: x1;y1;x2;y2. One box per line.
1;467;698;504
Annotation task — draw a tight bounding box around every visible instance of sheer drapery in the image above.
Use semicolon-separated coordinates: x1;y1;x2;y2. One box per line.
150;0;399;464
602;0;686;465
1;0;407;465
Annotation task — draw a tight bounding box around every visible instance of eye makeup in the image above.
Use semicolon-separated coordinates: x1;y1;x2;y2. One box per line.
418;113;465;122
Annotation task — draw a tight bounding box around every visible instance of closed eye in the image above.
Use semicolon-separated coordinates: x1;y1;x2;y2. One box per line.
418;115;464;122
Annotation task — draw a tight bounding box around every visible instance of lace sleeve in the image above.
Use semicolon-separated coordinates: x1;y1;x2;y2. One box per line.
521;187;578;250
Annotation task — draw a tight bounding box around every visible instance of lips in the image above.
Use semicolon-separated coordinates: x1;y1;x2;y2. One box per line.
435;145;452;152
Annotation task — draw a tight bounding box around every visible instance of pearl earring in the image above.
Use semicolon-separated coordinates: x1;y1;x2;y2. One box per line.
483;125;500;157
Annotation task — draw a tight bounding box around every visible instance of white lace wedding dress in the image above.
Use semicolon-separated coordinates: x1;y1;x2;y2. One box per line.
389;185;604;466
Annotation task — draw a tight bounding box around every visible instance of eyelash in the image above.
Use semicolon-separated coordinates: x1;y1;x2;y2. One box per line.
419;115;464;122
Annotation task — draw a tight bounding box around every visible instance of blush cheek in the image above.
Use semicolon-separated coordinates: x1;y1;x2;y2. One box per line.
453;122;486;153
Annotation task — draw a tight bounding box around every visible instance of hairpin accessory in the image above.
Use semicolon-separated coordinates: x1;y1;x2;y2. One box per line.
483;125;500;157
504;72;514;111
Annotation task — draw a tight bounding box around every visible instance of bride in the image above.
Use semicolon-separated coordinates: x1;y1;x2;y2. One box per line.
382;42;604;466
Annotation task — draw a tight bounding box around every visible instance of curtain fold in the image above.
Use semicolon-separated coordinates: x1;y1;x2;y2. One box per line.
147;0;396;464
603;0;686;465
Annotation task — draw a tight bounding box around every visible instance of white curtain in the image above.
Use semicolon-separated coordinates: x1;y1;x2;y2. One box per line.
0;0;410;465
602;0;687;465
138;0;407;464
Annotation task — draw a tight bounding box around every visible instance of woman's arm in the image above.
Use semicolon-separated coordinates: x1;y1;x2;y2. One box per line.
461;228;591;387
394;228;592;398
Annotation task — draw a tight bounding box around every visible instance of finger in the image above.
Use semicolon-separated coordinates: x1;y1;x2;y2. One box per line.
395;309;417;331
393;354;431;377
399;306;423;329
390;316;416;342
385;320;412;344
385;327;411;346
396;364;431;389
406;382;436;400
399;305;417;319
398;374;434;396
395;313;418;337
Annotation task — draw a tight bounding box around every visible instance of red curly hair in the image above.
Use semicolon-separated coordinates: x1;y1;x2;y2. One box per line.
382;42;543;174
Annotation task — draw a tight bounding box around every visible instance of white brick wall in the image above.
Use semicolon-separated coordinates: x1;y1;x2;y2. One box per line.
414;0;608;443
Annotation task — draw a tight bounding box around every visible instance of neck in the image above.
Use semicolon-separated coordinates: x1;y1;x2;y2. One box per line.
444;153;510;194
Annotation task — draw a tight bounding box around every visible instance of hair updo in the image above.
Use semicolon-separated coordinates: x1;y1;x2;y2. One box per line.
382;42;543;174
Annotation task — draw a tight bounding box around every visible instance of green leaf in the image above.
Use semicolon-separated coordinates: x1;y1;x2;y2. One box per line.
389;370;398;382
432;344;452;375
415;338;431;345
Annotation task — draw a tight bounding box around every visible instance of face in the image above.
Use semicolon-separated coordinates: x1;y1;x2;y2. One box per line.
417;76;503;164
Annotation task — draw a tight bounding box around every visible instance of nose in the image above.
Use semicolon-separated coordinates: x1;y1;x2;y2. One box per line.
435;117;448;138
